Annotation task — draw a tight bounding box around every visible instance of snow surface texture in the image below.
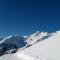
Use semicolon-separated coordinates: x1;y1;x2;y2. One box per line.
0;31;60;60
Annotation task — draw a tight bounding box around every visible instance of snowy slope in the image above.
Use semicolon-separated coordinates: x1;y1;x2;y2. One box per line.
0;52;43;60
26;31;49;45
19;31;60;60
0;31;60;60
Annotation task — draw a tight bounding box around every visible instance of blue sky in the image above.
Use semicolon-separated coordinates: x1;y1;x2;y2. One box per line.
0;0;60;36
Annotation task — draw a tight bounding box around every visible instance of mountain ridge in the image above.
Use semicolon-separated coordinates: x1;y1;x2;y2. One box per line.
0;30;60;60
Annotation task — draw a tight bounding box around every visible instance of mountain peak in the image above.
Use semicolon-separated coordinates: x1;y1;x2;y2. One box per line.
26;31;49;45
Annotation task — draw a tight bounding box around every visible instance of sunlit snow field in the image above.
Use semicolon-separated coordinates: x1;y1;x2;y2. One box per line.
0;31;60;60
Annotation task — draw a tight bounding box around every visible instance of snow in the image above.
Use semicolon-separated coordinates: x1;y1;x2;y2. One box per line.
26;31;48;45
19;31;60;60
17;52;35;60
0;35;27;55
0;31;60;60
0;52;44;60
0;35;12;44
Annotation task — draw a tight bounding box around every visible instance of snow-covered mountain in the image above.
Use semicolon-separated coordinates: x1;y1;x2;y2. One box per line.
0;31;60;60
0;31;49;56
0;35;27;56
0;35;27;48
26;31;49;45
